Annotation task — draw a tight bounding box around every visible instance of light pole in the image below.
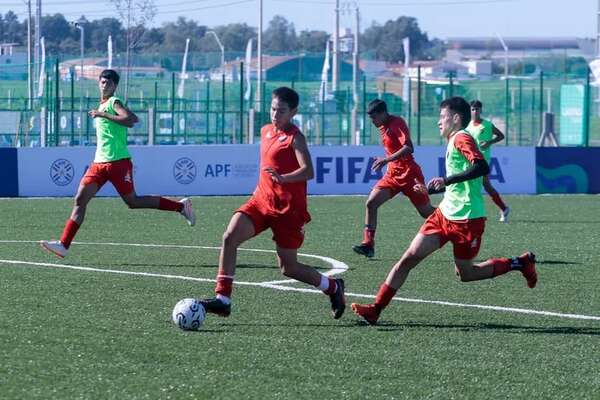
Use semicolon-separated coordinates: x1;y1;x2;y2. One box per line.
71;19;85;142
207;30;225;73
496;32;508;79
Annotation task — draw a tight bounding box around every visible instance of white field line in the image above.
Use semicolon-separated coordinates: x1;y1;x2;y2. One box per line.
1;241;600;321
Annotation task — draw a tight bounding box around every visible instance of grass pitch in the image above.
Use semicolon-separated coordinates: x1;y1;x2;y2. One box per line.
1;195;599;399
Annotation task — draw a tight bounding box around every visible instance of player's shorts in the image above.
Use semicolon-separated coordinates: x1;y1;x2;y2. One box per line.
237;198;310;249
419;208;486;259
81;158;134;196
375;167;430;207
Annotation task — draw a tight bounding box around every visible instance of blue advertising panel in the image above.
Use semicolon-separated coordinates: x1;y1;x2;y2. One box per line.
536;147;600;193
0;148;18;197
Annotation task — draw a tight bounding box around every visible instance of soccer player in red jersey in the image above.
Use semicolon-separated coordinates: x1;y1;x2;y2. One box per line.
351;97;537;325
198;87;346;319
40;69;195;259
352;99;435;258
467;100;510;222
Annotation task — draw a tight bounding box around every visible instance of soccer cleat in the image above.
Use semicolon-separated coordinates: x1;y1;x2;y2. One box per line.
179;198;196;226
352;243;375;258
40;240;68;258
499;206;511;223
519;252;537;288
328;278;346;319
198;297;231;317
351;303;380;325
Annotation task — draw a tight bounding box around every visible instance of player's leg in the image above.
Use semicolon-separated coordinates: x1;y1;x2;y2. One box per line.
483;175;510;222
352;232;441;324
352;187;393;258
200;211;257;317
457;253;537;288
276;246;346;319
109;159;195;225
40;179;100;258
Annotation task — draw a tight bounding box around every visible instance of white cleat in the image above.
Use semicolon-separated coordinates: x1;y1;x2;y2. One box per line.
179;198;196;226
40;240;68;258
499;206;510;223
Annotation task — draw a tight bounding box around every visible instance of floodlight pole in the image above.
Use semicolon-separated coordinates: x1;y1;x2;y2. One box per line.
496;32;508;79
72;20;85;142
207;31;225;72
332;0;340;92
26;0;33;109
257;0;263;113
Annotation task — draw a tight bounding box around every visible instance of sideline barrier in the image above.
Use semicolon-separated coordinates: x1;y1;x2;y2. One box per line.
15;145;536;197
0;148;19;197
536;148;600;194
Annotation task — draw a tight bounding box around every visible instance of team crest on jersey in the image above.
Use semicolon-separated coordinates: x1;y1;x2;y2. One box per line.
266;132;272;139
278;135;287;142
471;238;479;248
124;171;132;183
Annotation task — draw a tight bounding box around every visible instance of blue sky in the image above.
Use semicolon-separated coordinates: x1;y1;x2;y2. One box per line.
8;0;596;39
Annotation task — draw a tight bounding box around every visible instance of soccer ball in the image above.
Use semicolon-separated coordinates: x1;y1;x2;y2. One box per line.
172;298;206;330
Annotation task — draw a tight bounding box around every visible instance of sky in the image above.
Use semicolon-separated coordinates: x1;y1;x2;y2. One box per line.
6;0;597;40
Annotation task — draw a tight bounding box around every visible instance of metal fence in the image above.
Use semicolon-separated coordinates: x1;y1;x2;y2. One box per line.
0;58;597;147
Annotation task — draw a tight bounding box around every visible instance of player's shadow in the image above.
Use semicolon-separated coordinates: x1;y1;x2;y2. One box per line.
538;259;581;266
360;321;600;336
108;262;325;271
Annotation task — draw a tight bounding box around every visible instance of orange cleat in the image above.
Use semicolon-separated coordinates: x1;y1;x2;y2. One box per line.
519;252;537;288
351;303;380;325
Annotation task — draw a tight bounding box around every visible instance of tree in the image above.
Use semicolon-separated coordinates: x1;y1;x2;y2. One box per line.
109;0;156;100
2;11;24;44
88;18;126;55
161;17;206;53
263;15;297;53
297;30;329;53
361;17;434;63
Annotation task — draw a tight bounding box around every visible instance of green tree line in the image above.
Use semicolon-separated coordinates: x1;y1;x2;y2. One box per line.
0;10;444;62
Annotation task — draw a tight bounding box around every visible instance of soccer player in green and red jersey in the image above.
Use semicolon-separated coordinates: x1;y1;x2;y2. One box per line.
351;97;537;325
467;100;510;222
40;69;195;258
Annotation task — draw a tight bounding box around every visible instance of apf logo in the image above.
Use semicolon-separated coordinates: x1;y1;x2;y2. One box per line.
50;159;74;186
173;157;197;184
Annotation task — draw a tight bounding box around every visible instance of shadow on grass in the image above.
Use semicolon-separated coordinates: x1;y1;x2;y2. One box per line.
538;260;582;265
98;262;330;271
357;320;600;336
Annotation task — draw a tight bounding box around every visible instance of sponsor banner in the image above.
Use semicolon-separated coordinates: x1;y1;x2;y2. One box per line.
18;146;259;197
0;148;19;197
16;144;535;197
536;147;600;194
310;145;536;195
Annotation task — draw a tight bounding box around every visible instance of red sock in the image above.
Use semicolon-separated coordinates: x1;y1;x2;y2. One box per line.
363;227;376;246
215;274;234;298
59;219;80;249
490;193;507;211
491;258;511;277
374;282;397;311
159;197;183;212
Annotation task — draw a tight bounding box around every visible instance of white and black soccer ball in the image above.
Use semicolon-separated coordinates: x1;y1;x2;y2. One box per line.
172;298;206;330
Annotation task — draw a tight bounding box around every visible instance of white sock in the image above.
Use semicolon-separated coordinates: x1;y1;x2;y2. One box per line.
317;275;332;292
216;294;231;305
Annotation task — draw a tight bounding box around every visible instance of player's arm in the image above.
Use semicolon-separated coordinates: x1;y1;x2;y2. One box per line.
89;100;139;128
372;121;414;171
480;124;505;149
264;134;314;183
426;133;489;194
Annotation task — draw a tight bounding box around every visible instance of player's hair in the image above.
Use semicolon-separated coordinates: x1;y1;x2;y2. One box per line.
367;99;387;115
272;86;299;109
470;99;483;109
99;69;120;85
440;96;471;128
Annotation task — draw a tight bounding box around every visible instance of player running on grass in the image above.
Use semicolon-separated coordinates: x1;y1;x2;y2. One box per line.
351;96;537;325
352;99;435;259
40;69;195;258
467;100;510;222
197;87;346;319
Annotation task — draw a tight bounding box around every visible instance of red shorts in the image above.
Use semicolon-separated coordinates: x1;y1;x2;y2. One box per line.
419;208;486;259
81;158;134;196
237;198;310;249
375;167;430;207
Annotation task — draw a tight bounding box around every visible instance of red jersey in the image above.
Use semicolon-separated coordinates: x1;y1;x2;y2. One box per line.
378;115;419;180
252;123;310;219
